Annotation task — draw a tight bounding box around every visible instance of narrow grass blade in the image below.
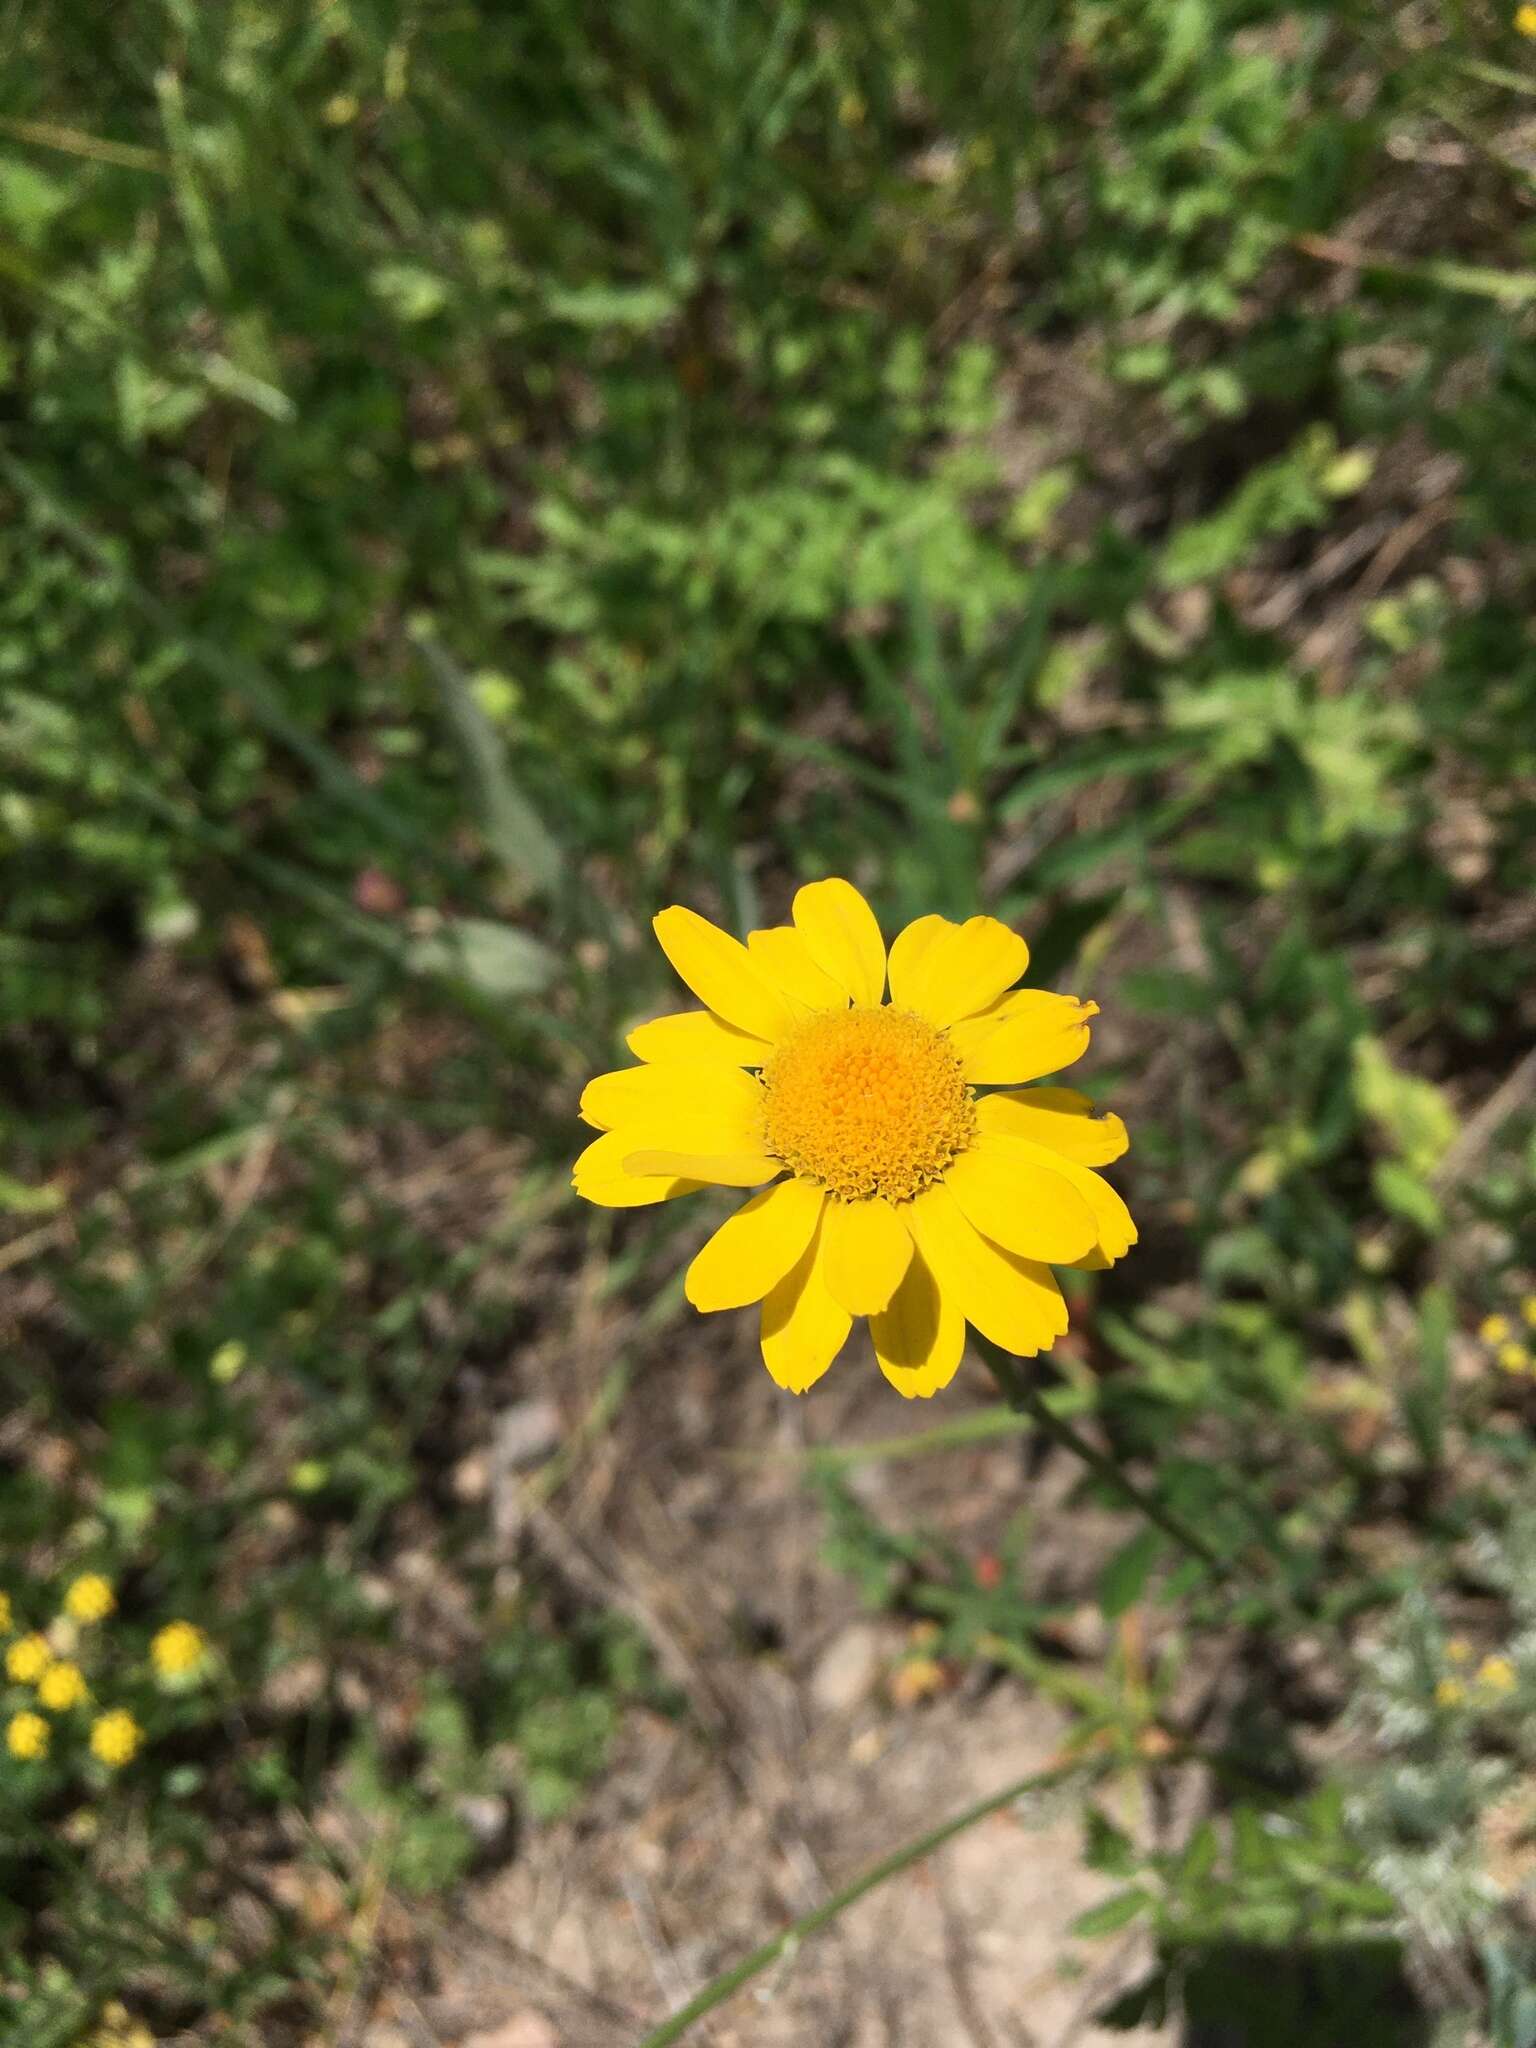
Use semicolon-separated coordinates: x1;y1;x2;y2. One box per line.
414;627;564;901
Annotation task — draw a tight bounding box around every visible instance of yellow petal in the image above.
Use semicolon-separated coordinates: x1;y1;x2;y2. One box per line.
626;1009;769;1066
572;1131;702;1208
792;878;886;1007
949;991;1098;1084
943;1135;1098;1263
907;1181;1067;1357
760;1221;852;1393
746;926;849;1011
624;1149;782;1188
899;915;1029;1029
886;914;955;1009
969;1129;1134;1262
579;1062;764;1137
1030;1146;1136;1263
870;1248;966;1398
685;1180;826;1312
821;1196;913;1316
976;1087;1129;1166
653;906;797;1042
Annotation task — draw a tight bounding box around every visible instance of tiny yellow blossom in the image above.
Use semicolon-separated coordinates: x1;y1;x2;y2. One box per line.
889;1655;948;1707
65;1574;116;1625
37;1660;88;1711
1517;3;1536;36
90;1708;142;1769
151;1621;207;1681
5;1633;51;1684
208;1340;247;1384
0;1591;11;1634
1446;1636;1473;1664
1479;1655;1518;1694
88;2002;155;2048
1522;1294;1536;1328
1498;1341;1532;1375
6;1710;49;1760
1481;1313;1513;1345
1436;1676;1467;1707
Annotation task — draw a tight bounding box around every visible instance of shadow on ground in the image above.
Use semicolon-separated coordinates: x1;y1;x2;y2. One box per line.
1177;1937;1429;2048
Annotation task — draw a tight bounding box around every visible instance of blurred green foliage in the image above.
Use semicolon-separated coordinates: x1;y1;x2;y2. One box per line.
7;0;1536;2041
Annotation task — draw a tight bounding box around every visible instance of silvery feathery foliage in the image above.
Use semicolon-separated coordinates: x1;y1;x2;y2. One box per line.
1345;1588;1523;1960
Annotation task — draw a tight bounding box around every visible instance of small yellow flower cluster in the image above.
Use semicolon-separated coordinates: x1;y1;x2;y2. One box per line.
1480;1654;1518;1695
1479;1298;1536;1374
6;1633;52;1685
38;1660;88;1711
1437;1638;1521;1709
90;1708;143;1769
7;1710;49;1760
1517;3;1536;36
65;1574;117;1624
81;2000;154;2048
151;1620;208;1681
0;1574;199;1775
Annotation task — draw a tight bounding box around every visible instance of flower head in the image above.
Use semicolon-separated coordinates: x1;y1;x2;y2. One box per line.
151;1621;208;1681
90;1708;142;1768
1435;1676;1467;1708
86;2002;154;2048
6;1709;49;1760
0;1591;12;1634
6;1634;51;1685
574;880;1133;1397
1481;1313;1512;1344
1498;1341;1532;1375
1446;1636;1473;1664
1479;1654;1518;1694
37;1660;88;1711
1517;3;1536;35
65;1574;116;1625
1523;1294;1536;1328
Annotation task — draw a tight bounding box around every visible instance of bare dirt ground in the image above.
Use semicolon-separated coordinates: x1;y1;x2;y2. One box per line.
369;1280;1181;2048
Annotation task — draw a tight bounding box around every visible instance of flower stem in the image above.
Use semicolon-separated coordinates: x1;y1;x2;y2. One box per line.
975;1337;1230;1580
632;1753;1096;2048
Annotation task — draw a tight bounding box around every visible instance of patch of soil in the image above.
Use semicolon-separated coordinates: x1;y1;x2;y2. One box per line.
397;1290;1179;2048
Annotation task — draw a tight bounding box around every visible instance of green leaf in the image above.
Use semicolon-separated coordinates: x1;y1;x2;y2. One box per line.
1098;1528;1164;1620
1084;1806;1137;1877
406;918;559;998
416;630;563;900
1371;1160;1443;1236
1351;1036;1457;1177
1071;1887;1151;1938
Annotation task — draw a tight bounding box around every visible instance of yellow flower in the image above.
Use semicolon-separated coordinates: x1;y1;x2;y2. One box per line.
65;1574;116;1624
1479;1655;1518;1694
573;880;1133;1396
1522;1294;1536;1328
37;1660;88;1711
1446;1636;1473;1664
1436;1677;1466;1707
90;1708;142;1768
1481;1313;1512;1344
151;1621;207;1680
0;1591;11;1634
5;1634;51;1684
87;2002;155;2048
1498;1341;1532;1375
6;1710;49;1760
1517;3;1536;35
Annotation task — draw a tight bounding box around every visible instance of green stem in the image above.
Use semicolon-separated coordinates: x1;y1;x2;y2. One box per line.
632;1755;1096;2048
975;1338;1229;1580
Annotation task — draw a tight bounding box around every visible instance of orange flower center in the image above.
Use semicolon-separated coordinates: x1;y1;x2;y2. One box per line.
760;1005;975;1204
